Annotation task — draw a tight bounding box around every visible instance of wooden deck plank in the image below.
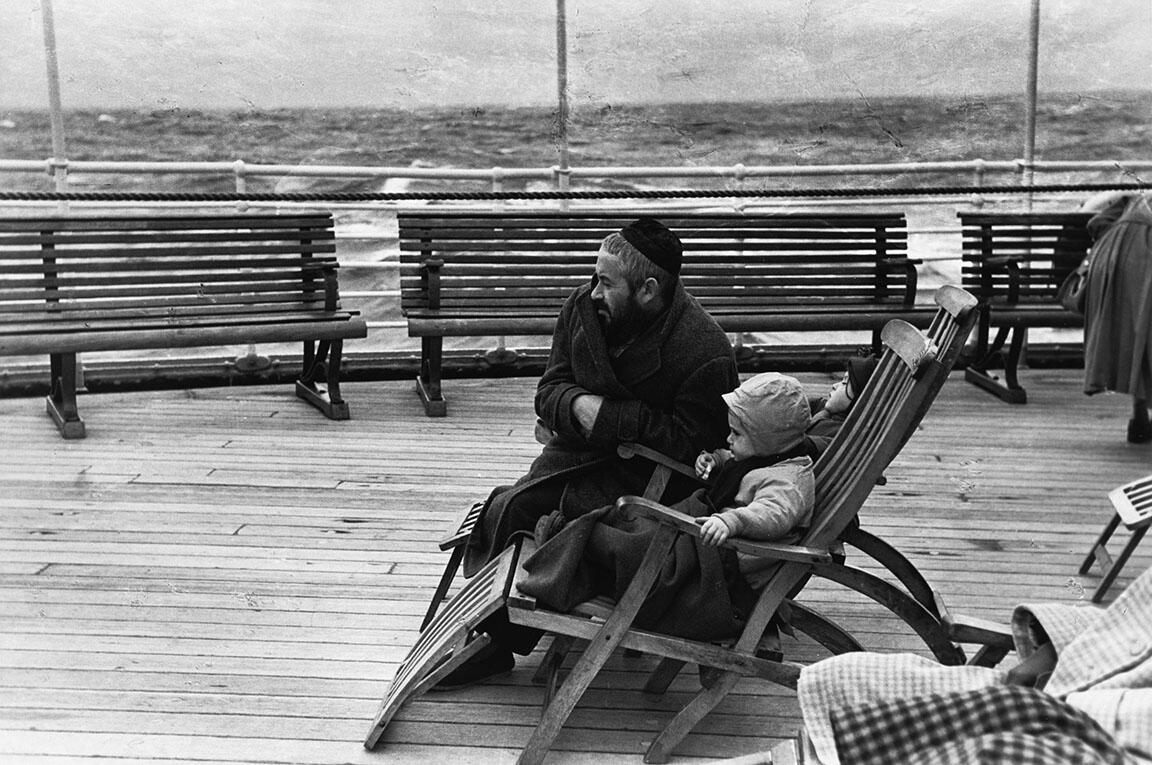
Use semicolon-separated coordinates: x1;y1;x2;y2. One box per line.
1;370;1150;763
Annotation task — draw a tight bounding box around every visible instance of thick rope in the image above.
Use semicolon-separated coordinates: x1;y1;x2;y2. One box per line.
0;182;1147;203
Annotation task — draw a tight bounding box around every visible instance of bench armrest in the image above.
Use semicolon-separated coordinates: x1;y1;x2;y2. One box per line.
976;255;1022;304
421;257;444;310
616;495;834;565
320;261;340;312
302;260;341;312
881;257;920;306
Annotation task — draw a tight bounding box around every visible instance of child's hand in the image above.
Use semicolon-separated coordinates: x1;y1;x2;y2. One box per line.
695;451;717;480
698;515;731;547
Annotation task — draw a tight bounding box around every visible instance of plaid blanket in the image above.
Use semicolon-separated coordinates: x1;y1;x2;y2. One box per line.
830;684;1126;765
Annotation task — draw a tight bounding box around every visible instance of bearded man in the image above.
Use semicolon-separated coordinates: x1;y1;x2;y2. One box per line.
441;217;737;688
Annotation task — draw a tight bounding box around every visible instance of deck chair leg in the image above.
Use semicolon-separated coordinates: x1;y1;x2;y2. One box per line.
532;634;575;686
813;561;965;665
642;658;686;697
421;545;465;631
516;524;679;765
1080;513;1121;575
785;600;865;656
416;336;447;417
46;352;85;439
841;526;939;617
646;670;742;764
533;635;578;711
1091;525;1148;603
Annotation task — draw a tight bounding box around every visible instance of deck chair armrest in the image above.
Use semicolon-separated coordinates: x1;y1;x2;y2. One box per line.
438;500;485;550
724;537;834;565
617;442;700;481
933;590;1015;647
616;495;833;565
943;612;1014;647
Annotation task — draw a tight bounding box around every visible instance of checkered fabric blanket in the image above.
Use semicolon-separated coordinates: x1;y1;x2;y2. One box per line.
829;684;1125;765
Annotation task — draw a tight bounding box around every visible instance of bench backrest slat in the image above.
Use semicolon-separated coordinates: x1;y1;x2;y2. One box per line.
958;212;1093;303
0;214;336;317
399;211;912;315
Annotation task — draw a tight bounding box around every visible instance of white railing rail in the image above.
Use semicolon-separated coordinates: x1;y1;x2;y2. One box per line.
0;153;1133;373
1;156;1143;338
3;157;1152;191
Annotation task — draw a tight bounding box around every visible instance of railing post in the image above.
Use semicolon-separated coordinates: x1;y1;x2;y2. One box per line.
971;159;986;210
486;167;518;365
554;165;571;212
233;159;248;212
554;0;570;213
232;159;267;371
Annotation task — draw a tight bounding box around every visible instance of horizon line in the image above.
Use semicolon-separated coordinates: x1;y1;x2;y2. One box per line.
2;88;1150;114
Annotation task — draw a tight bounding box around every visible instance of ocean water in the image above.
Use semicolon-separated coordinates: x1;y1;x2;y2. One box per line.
1;91;1144;363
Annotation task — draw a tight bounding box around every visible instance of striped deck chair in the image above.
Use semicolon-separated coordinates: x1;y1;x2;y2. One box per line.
366;284;979;764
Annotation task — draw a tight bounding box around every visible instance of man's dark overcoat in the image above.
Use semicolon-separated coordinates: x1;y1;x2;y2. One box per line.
462;278;738;576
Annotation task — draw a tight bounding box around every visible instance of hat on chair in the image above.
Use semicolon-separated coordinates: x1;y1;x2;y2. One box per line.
620;217;683;277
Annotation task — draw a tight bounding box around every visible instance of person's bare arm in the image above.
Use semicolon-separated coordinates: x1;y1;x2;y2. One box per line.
1004;641;1057;689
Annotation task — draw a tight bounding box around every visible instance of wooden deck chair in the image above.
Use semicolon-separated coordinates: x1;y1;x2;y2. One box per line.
1080;473;1152;603
366;285;978;763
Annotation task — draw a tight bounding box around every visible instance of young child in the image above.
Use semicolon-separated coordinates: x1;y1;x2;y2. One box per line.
803;354;878;459
693;372;816;549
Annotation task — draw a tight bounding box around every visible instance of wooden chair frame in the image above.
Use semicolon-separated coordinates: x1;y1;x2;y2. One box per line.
367;285;978;764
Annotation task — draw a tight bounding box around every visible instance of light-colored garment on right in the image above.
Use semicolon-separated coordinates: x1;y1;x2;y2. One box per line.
798;565;1152;765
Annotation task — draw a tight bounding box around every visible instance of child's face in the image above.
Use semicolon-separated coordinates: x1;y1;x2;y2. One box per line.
726;411;756;460
825;371;855;415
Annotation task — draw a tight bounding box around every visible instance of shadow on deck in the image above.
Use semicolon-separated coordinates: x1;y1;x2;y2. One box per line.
0;369;1149;763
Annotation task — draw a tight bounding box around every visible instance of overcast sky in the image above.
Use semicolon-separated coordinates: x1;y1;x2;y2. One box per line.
2;0;1149;110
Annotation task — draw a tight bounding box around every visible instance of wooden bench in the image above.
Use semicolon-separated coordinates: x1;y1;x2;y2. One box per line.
400;210;927;415
959;211;1093;403
0;212;367;438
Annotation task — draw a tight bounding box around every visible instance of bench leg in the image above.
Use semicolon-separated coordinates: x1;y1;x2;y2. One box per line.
869;327;883;355
416;336;448;417
296;339;351;420
46;352;86;439
964;324;1028;404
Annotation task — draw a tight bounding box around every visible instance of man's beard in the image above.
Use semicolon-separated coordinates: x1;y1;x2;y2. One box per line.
595;294;647;345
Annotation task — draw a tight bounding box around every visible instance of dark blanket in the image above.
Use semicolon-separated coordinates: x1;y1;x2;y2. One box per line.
514;452;803;642
517;495;745;642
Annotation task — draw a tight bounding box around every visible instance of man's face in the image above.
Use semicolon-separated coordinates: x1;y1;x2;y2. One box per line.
590;248;643;340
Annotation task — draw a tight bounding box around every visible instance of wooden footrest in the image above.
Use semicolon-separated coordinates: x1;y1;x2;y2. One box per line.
364;542;519;749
